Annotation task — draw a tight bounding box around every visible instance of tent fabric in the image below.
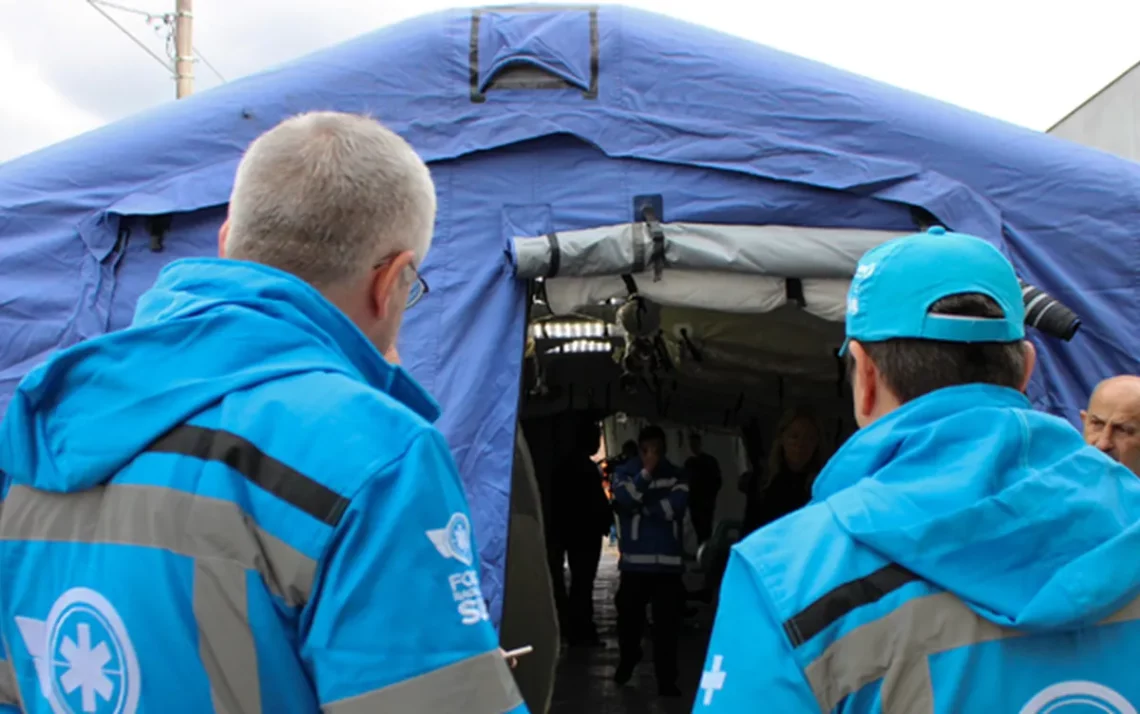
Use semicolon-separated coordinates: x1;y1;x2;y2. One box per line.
3;4;1140;623
498;429;559;713
514;222;906;279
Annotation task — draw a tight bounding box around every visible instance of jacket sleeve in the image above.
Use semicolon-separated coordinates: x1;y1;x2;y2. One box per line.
300;429;528;714
611;466;648;509
0;651;18;713
644;468;689;522
693;550;822;713
0;476;16;713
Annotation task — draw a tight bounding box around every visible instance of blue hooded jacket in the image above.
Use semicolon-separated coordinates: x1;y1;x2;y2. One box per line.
696;384;1140;713
611;457;689;573
0;259;526;714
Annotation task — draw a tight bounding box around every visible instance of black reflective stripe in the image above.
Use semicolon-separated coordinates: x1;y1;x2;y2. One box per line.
545;232;562;278
783;564;919;647
147;425;349;527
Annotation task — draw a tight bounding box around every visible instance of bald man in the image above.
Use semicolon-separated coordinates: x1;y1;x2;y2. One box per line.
1081;375;1140;475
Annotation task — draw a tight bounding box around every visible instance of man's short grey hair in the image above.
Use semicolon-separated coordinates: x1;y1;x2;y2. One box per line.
225;111;436;288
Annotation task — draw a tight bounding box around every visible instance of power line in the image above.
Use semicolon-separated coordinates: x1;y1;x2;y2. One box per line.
86;0;172;73
194;47;226;83
88;0;151;17
87;0;228;89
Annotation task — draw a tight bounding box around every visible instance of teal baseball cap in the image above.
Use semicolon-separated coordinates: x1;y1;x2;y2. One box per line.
840;226;1025;355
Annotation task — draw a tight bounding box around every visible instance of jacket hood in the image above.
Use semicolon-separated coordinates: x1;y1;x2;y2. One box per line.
0;258;439;493
815;384;1140;632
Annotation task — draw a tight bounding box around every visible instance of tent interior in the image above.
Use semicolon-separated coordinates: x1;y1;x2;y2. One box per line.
514;252;866;707
516;216;885;523
520;270;860;546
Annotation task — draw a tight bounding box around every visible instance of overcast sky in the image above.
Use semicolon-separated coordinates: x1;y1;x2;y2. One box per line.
0;0;1137;163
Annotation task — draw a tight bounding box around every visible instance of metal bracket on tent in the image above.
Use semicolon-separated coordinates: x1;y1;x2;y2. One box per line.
145;214;172;252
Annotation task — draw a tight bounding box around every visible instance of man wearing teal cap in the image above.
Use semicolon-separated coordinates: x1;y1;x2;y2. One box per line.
693;227;1140;713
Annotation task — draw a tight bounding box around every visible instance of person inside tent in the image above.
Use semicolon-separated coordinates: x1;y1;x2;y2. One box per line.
684;433;722;545
547;418;612;647
611;425;689;698
695;227;1140;713
738;407;824;537
1081;375;1140;476
0;112;525;714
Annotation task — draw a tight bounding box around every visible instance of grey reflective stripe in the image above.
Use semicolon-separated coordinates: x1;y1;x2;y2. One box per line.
323;650;524;714
0;658;17;706
619;481;643;501
653;478;678;488
0;484;317;606
660;498;674;520
631;514;641;540
805;591;1140;714
623;553;683;566
195;558;262;714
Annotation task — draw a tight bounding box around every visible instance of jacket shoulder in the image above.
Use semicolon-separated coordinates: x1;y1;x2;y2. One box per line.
210;370;439;500
732;503;932;656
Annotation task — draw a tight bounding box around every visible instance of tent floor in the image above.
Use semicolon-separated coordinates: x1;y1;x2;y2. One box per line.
549;545;715;714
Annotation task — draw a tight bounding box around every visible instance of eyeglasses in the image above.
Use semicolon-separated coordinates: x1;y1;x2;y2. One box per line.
373;257;430;309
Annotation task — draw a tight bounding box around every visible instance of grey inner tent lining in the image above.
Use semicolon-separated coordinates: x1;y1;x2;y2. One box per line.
513;223;906;280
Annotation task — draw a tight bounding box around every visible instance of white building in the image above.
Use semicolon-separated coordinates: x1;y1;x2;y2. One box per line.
1048;60;1140;161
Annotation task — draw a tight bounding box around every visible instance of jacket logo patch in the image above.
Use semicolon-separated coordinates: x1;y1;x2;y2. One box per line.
15;587;141;714
426;512;474;567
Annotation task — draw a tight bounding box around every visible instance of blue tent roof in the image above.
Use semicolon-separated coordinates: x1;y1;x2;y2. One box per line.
3;4;1139;622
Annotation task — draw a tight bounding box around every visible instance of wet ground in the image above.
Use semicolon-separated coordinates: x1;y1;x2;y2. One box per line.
548;546;715;714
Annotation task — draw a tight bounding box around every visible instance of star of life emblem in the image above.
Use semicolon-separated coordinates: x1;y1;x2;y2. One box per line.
15;587;140;714
426;512;474;567
1021;681;1136;714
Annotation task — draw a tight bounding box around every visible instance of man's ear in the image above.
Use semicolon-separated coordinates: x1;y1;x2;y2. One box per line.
218;219;230;257
1018;340;1037;393
848;340;877;423
369;249;415;319
1079;409;1089;427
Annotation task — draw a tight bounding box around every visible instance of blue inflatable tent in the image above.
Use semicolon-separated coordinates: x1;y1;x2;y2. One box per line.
3;4;1140;625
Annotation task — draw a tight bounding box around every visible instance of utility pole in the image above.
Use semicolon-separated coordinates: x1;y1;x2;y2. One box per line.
173;0;194;98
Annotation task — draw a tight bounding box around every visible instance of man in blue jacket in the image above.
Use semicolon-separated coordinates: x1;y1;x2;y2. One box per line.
695;227;1140;713
611;425;689;697
0;112;525;714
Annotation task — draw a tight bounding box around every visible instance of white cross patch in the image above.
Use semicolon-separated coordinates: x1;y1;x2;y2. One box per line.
700;654;726;706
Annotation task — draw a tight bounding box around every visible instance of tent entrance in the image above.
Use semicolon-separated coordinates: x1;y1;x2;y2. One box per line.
507;220;886;709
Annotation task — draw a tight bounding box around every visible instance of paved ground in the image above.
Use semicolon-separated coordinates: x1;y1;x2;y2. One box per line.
548;546;715;714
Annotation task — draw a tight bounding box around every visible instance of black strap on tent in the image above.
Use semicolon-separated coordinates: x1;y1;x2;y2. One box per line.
113;223;131;259
146;214;172;253
785;277;806;308
652;332;673;372
641;205;667;283
544;233;562;278
678;328;703;362
621;275;639;296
